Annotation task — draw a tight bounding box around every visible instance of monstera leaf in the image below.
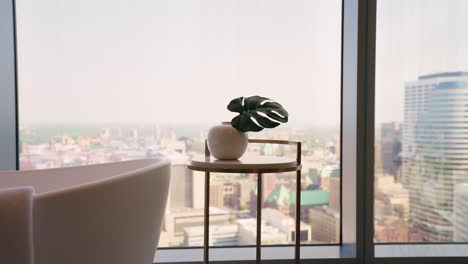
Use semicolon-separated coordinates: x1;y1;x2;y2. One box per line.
227;95;289;132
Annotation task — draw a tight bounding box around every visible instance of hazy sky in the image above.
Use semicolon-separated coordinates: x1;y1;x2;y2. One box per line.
16;0;341;127
16;0;468;126
375;0;468;124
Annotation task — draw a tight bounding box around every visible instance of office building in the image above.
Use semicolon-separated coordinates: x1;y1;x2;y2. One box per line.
454;183;468;242
309;206;340;243
403;72;468;241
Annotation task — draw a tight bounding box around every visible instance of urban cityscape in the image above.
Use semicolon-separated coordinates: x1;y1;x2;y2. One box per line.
19;124;341;247
19;71;468;246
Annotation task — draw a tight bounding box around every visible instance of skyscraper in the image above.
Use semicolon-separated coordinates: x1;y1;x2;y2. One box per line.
380;122;402;179
454;183;468;242
403;72;468;242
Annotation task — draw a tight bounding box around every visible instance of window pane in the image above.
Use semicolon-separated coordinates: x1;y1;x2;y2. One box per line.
17;0;341;251
374;0;468;246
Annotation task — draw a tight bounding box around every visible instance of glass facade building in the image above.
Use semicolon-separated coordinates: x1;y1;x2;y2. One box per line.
403;72;468;242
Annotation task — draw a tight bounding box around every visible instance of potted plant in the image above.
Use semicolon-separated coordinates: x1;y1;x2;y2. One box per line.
207;95;289;160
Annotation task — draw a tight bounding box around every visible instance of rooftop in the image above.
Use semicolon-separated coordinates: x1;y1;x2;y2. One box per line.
253;184;330;206
290;190;329;206
418;72;468;80
266;185;290;205
184;224;238;235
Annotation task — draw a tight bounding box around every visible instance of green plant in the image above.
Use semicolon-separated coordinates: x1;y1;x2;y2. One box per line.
227;95;289;132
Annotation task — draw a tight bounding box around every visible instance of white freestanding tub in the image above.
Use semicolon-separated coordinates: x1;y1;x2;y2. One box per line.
0;158;171;264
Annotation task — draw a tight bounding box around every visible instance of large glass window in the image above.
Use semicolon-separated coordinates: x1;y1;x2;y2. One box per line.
374;0;468;252
16;0;342;254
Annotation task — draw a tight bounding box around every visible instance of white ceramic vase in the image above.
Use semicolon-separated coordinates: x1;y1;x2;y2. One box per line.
207;122;248;160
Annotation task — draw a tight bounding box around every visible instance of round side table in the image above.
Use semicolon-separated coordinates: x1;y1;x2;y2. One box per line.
186;139;302;264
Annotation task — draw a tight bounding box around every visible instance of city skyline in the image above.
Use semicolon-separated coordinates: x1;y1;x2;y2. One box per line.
18;70;468;244
19;122;342;247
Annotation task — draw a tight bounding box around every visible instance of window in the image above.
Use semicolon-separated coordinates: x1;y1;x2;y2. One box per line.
374;0;468;258
8;0;467;263
15;0;342;262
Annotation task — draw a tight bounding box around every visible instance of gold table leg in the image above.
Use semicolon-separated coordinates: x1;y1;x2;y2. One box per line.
295;169;301;264
256;172;262;263
204;171;210;264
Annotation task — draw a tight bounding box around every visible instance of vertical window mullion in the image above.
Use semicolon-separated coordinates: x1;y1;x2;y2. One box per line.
0;0;18;171
358;0;377;263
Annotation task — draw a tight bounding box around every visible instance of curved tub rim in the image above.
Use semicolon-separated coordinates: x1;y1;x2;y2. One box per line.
1;158;171;199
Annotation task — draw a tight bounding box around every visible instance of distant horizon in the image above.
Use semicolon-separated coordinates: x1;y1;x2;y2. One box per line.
19;121;341;126
19;120;399;128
